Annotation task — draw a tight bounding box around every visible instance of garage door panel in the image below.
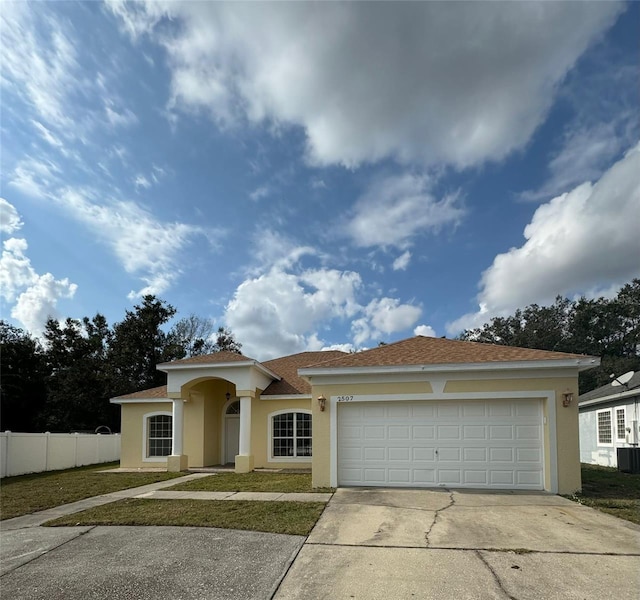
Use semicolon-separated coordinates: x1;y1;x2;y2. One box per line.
463;425;486;439
464;470;488;485
489;425;513;440
389;447;410;461
338;399;544;490
413;426;434;439
388;426;410;439
437;425;461;439
489;447;514;462
363;447;384;461
413;447;435;461
463;447;487;461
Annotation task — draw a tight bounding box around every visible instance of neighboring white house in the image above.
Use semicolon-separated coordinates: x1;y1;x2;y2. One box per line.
579;372;640;467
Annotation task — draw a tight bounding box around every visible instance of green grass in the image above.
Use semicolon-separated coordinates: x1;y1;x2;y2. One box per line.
168;471;334;494
0;463;184;520
568;464;640;525
44;498;326;535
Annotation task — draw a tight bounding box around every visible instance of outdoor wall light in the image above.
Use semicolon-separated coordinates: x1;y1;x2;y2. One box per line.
562;389;574;407
318;395;327;412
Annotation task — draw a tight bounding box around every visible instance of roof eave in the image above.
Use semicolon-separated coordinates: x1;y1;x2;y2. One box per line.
299;357;600;378
579;386;640;408
157;360;281;381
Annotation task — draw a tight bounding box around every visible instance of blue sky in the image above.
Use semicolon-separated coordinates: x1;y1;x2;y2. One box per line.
1;1;639;361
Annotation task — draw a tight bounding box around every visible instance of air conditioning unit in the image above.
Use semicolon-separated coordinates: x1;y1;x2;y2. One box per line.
625;421;639;445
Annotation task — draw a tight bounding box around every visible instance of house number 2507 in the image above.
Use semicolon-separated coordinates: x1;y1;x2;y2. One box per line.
337;395;354;402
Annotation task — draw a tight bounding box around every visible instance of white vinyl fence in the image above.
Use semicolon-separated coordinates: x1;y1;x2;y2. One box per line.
0;432;121;478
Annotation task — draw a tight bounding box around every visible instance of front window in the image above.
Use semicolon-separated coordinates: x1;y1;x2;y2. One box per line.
272;412;312;458
148;414;172;457
597;410;612;446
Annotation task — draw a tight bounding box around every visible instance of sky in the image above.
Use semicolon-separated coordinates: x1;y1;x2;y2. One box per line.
1;1;639;362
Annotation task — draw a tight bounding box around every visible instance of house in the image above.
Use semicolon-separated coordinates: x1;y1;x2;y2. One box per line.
578;372;640;467
111;335;599;494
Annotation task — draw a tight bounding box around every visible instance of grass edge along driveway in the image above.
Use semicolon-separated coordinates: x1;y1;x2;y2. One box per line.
1;463;184;521
44;498;326;536
566;463;640;525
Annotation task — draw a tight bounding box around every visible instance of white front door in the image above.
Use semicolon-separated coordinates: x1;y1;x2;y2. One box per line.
338;398;544;490
225;416;240;464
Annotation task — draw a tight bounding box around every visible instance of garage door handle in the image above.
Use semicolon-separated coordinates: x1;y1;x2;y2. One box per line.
435;449;438;455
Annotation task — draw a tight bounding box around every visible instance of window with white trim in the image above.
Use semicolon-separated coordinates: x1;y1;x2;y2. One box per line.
616;408;626;442
596;409;612;446
271;412;312;458
148;414;172;457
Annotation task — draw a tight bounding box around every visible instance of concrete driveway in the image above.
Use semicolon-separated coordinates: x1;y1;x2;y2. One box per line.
1;525;304;600
274;488;640;600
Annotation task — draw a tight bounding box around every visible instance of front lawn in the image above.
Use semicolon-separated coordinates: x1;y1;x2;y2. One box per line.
569;464;640;525
44;498;325;535
0;463;184;520
168;471;334;493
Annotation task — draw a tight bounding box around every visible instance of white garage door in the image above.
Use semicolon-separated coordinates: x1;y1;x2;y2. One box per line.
338;399;544;490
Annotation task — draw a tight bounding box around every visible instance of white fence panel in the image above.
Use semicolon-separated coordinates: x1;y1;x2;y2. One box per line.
0;432;121;478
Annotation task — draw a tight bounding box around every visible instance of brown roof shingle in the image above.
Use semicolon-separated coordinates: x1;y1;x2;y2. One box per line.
301;336;594;369
114;385;169;400
262;351;347;395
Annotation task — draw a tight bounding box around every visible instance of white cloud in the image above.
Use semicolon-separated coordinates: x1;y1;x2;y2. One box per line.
414;324;436;338
9;157;219;299
347;174;464;249
249;185;272;201
105;103;138;128
134;175;152;190
392;251;412;271
1;2;79;132
109;1;622;169
31;120;63;148
0;198;23;234
449;143;640;334
352;298;422;346
224;236;422;360
321;343;354;353
0;200;77;335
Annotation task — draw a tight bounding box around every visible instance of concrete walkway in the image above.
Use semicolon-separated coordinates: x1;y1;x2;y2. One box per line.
0;473;332;532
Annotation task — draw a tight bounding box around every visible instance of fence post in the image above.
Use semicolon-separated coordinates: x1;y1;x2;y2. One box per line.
96;433;101;464
74;432;79;467
3;431;10;478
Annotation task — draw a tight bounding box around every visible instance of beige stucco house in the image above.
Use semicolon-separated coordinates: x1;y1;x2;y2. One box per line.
111;335;599;494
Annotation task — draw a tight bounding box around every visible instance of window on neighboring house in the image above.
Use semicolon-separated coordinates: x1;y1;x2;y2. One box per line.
597;410;612;446
616;408;626;442
271;412;312;459
148;414;172;457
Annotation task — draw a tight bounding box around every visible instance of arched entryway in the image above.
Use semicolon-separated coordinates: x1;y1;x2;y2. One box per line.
223;400;240;465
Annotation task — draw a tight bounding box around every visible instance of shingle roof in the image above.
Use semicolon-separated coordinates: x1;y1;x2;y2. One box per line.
262;351;347;395
579;371;640;403
114;385;169;400
301;335;594;369
157;351;256;367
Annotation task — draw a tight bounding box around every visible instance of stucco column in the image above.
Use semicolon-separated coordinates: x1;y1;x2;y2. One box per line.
167;398;188;472
235;395;254;473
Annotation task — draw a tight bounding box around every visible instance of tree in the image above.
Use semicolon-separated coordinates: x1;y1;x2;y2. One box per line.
459;280;640;394
0;321;48;431
108;296;185;395
171;314;217;356
212;326;242;354
42;314;116;432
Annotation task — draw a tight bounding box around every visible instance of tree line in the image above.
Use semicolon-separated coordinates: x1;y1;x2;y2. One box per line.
458;279;640;393
0;296;241;433
1;281;638;433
